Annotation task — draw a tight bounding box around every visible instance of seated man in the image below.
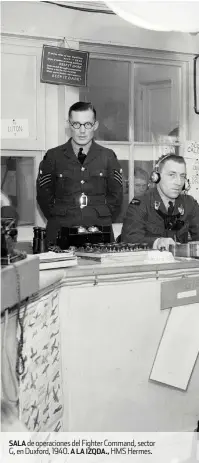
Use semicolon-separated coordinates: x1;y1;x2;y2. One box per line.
134;167;149;198
121;154;199;250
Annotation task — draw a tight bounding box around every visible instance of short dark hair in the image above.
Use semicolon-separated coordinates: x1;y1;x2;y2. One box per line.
158;154;186;172
134;167;148;182
68;102;96;120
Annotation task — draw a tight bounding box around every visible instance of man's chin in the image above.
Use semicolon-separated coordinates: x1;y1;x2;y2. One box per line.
170;190;182;198
77;138;90;145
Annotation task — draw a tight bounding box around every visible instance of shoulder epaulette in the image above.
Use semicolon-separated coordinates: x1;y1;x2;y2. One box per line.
130;198;141;205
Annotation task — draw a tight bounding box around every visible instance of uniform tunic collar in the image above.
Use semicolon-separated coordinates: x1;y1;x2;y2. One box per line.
153;187;185;215
71;139;92;156
63;138;101;165
157;185;175;211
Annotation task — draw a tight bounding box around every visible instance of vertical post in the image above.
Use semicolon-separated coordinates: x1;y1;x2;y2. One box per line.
16;157;34;225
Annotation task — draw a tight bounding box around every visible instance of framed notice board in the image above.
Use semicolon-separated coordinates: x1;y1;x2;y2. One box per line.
40;45;89;87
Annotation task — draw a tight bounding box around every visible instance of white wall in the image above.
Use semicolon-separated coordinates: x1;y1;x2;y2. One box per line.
2;1;199;54
2;1;199;144
2;1;199;146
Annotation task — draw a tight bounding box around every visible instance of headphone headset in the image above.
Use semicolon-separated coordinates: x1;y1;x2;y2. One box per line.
150;154;190;192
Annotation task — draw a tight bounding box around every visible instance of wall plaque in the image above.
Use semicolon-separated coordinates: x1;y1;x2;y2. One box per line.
40;45;89;87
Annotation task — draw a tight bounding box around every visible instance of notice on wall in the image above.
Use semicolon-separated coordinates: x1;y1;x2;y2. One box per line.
40;45;89;87
1;119;29;139
150;303;199;390
184;140;199;201
184;140;199;157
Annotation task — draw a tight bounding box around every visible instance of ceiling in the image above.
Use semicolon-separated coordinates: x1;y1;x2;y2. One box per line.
43;1;112;12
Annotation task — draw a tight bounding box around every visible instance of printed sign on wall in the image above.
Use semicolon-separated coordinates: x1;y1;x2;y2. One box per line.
40;45;89;87
184;141;199;201
1;119;29;139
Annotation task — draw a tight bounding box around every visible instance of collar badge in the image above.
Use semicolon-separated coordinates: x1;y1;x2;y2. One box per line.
154;201;161;210
178;205;184;215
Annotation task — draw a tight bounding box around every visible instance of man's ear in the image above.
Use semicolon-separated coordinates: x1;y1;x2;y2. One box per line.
94;120;99;131
65;120;71;137
66;120;70;129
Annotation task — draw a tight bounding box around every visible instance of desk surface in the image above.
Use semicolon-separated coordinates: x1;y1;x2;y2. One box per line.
60;256;199;279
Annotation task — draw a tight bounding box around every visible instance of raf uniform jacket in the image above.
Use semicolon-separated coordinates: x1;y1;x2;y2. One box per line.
121;187;199;247
37;139;123;242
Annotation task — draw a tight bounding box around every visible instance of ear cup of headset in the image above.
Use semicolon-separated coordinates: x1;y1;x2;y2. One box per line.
150;170;161;184
182;178;190;192
151;154;171;184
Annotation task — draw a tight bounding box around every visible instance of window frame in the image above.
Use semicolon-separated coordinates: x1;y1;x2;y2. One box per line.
80;41;190;199
1;40;191;240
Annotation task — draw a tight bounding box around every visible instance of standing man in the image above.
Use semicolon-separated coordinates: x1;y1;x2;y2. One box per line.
37;102;123;244
121;154;199;249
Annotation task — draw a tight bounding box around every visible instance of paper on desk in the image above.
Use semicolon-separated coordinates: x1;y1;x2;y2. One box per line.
150;303;199;390
39;251;75;262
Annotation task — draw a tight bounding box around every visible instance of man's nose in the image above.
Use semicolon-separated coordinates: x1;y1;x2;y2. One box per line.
80;124;86;133
175;175;182;185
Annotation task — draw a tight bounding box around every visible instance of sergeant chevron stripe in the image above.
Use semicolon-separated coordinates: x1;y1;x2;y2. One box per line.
39;174;51;187
114;170;123;185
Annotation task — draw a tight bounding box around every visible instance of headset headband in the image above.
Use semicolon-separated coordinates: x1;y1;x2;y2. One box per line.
155;154;185;171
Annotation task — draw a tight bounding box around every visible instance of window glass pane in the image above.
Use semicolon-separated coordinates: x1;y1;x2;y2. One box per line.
134;63;180;142
80;58;129;141
1;157;35;225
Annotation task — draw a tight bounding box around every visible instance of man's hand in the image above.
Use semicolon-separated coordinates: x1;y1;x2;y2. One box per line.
153;237;175;251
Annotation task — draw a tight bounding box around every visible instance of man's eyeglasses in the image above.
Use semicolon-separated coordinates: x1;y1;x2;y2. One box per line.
70;121;95;130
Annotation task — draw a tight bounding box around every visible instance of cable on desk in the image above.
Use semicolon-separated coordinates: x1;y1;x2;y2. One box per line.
2;308;19;404
13;263;28;378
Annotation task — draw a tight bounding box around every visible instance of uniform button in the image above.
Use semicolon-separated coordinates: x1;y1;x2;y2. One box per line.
100;172;103;176
60;174;63;178
81;180;85;184
81;167;85;171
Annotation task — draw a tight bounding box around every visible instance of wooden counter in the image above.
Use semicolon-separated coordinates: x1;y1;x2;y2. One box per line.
2;256;199;432
62;255;199;279
56;257;199;432
1;255;39;313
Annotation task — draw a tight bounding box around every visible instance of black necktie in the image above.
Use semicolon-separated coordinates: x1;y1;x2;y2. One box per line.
78;148;86;165
168;201;174;215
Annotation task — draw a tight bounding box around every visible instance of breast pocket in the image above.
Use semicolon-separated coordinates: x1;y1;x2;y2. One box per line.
90;169;107;178
89;169;108;193
55;170;74;195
